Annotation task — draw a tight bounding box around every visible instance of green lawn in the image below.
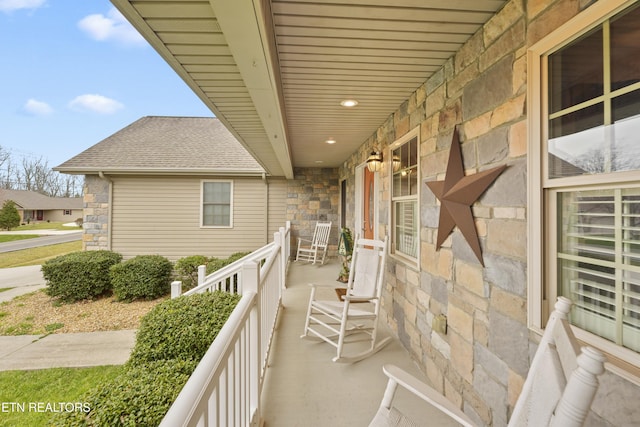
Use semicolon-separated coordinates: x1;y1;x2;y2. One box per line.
0;235;40;244
0;241;82;268
13;222;80;231
0;365;122;427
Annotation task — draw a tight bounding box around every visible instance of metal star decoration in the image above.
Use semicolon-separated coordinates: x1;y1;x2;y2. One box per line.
426;127;506;266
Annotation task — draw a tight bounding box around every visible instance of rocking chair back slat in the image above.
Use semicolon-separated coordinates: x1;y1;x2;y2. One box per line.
351;245;384;299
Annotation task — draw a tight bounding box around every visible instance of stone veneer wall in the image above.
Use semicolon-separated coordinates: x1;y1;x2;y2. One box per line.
286;167;340;258
339;0;639;426
82;175;110;251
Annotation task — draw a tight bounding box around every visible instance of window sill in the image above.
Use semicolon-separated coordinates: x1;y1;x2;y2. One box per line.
571;326;640;387
389;252;419;271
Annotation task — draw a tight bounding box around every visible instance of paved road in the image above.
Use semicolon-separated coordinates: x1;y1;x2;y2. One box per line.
0;231;81;253
0;228;81;295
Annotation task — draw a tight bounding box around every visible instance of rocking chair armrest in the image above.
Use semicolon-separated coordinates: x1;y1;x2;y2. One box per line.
308;282;348;289
380;365;476;427
343;295;376;303
297;237;313;244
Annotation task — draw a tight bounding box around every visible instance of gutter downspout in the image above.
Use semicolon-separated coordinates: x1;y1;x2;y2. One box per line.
98;172;113;251
262;173;269;244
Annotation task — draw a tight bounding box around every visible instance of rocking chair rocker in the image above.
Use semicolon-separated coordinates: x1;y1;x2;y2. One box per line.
301;236;390;363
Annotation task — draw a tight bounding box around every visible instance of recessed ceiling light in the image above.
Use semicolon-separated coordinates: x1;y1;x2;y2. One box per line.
340;99;358;107
315;160;324;164
325;138;336;144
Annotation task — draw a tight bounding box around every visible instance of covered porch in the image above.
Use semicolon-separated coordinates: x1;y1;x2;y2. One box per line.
113;1;640;425
261;259;459;426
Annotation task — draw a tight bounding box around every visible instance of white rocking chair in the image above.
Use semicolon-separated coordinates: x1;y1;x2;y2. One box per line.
301;236;391;362
296;221;332;265
370;297;606;427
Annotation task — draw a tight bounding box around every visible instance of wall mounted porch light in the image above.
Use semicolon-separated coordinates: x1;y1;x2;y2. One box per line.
366;150;383;172
392;154;401;172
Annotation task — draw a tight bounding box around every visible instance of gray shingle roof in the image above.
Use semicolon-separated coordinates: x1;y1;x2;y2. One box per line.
55;116;264;175
0;189;82;210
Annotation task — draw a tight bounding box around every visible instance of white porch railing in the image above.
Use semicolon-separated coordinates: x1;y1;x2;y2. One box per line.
160;222;290;426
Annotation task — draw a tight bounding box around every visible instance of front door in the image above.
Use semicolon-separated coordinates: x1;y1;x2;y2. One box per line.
363;167;375;240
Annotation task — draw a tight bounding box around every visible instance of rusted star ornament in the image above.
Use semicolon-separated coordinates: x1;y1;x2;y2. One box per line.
425;127;506;266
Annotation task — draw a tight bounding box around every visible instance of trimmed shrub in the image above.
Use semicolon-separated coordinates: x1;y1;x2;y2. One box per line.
51;359;198;427
173;255;210;289
129;291;241;365
110;255;173;301
205;251;251;275
42;251;122;303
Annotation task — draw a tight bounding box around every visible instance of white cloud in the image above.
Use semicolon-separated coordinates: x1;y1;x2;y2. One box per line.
68;94;124;115
0;0;45;13
23;98;53;116
78;7;146;46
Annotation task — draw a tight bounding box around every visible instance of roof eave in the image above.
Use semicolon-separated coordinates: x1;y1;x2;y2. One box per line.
53;167;267;177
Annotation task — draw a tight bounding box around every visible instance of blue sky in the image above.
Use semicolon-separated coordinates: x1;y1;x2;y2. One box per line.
0;0;212;167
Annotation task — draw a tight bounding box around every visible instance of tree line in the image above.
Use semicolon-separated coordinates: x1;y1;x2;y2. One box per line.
0;146;82;198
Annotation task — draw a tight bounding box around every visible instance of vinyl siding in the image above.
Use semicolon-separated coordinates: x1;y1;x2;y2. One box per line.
45;210;79;223
110;175;285;260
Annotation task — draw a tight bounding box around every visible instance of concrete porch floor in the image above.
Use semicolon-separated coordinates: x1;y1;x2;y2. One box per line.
260;259;462;426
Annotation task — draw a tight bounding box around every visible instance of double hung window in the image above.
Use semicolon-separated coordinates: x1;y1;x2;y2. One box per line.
391;130;419;260
533;2;640;360
202;180;232;227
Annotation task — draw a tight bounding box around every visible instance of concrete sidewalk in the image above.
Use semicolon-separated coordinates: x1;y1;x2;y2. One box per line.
0;266;136;371
0;330;136;371
0;265;46;302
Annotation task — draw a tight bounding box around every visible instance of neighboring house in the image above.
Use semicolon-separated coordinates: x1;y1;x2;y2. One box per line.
88;1;640;425
55;116;294;261
0;189;82;224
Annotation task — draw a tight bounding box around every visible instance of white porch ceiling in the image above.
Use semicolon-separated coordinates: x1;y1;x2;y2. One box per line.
111;0;508;178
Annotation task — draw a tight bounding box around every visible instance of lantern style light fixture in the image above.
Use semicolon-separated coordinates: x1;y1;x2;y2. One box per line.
392;154;401;172
366;150;383;172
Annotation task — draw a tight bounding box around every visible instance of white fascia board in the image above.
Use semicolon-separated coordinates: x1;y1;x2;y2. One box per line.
209;0;294;179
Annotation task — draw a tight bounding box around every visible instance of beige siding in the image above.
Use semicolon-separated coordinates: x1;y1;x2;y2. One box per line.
267;177;287;241
45;210;80;223
110;175;276;260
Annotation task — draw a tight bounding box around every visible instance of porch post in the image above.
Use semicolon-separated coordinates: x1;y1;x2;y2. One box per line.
197;265;206;285
277;228;286;289
242;260;261;425
170;281;182;299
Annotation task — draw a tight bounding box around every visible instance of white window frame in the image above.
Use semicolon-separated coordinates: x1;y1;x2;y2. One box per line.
63;210;72;215
389;127;420;267
528;0;640;376
200;180;233;228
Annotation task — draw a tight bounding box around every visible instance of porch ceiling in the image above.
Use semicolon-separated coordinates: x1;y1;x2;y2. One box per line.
111;0;508;178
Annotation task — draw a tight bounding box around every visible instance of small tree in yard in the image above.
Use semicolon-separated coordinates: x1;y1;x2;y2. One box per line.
0;200;20;230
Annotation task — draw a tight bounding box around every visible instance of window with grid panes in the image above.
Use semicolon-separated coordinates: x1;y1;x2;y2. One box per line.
545;4;640;353
202;181;232;227
391;134;418;259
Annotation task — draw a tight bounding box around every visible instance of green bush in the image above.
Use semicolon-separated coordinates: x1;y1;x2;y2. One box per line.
52;290;241;426
51;359;198;427
205;251;251;275
0;200;20;231
42;251;122;303
129;291;241;365
173;255;210;289
110;255;173;301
